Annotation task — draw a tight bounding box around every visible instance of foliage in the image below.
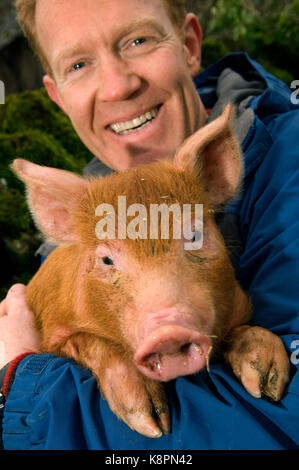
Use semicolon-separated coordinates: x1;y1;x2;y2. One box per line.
0;89;93;299
187;0;298;84
0;88;91;170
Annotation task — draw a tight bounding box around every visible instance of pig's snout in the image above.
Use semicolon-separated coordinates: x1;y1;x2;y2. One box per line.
134;325;211;382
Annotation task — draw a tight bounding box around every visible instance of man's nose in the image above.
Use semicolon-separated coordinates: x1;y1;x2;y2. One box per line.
97;57;143;102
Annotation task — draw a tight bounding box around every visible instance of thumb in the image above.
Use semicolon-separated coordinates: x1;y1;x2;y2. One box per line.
0;297;7;318
5;284;28;317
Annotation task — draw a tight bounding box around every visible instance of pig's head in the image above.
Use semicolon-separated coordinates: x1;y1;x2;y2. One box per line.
12;104;251;382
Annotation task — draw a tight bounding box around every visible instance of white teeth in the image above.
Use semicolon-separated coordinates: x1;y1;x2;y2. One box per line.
110;107;158;134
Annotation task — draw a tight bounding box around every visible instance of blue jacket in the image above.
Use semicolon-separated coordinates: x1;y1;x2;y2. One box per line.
2;53;299;450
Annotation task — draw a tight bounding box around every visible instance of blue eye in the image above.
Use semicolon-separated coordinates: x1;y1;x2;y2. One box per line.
71;61;86;71
132;38;147;47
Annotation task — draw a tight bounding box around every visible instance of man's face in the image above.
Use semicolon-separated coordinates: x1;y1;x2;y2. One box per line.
37;0;205;170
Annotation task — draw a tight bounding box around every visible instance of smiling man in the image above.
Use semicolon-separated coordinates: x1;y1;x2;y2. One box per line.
0;0;299;451
38;0;207;169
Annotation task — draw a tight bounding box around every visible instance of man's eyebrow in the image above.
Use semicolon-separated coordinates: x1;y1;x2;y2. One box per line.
113;17;168;41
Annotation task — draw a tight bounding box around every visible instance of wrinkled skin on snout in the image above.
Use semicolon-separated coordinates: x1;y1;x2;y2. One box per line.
12;105;290;438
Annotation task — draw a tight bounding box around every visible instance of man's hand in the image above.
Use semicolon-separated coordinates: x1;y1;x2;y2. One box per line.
0;284;41;369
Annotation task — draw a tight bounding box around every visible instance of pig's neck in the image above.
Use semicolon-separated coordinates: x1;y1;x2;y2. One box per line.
27;245;95;351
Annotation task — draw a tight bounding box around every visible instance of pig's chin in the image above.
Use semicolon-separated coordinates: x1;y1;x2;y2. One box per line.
134;325;212;382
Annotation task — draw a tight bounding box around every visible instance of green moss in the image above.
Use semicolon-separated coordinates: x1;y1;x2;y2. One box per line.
0;88;93;172
0;87;94;299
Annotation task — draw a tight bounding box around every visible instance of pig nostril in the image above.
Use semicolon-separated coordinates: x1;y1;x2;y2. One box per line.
180;342;204;356
143;353;162;371
180;343;192;354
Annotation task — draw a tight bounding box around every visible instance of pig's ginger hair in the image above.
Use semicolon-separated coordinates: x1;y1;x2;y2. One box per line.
15;0;187;77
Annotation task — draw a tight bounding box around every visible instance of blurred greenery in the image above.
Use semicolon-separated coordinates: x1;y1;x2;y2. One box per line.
188;0;298;83
0;89;93;299
0;0;298;299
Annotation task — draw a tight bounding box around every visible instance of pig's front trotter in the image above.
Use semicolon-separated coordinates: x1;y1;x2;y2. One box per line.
58;333;170;438
99;353;170;438
223;325;290;401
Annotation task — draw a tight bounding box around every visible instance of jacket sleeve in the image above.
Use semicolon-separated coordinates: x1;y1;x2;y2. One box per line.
238;109;299;337
2;352;299;450
235;109;299;403
1;353;109;450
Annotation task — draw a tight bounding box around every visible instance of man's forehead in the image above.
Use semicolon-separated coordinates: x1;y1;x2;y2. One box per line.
36;0;169;20
35;0;171;45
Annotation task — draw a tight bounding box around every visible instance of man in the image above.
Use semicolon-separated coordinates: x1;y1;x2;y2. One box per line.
0;0;298;450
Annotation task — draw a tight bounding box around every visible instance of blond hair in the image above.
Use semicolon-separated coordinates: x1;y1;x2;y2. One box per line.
15;0;187;77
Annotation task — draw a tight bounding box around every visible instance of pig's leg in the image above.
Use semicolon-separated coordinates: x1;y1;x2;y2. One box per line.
224;325;290;401
57;333;170;438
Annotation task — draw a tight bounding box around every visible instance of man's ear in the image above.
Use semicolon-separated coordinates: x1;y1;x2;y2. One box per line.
181;13;202;77
43;75;67;113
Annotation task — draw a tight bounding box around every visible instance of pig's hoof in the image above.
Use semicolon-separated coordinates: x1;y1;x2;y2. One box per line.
224;325;290;401
100;362;170;438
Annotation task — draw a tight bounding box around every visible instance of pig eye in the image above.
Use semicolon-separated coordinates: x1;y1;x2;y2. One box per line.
191;230;202;243
102;256;114;266
183;218;203;251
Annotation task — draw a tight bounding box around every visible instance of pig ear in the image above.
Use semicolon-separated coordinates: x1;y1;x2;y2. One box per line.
11;159;88;244
173;104;242;205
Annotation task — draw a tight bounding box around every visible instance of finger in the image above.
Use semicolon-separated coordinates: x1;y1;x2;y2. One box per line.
0;297;7;317
5;284;27;316
0;284;26;317
6;283;26;299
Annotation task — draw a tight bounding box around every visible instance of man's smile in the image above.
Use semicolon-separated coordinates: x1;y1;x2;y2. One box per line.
108;106;161;135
